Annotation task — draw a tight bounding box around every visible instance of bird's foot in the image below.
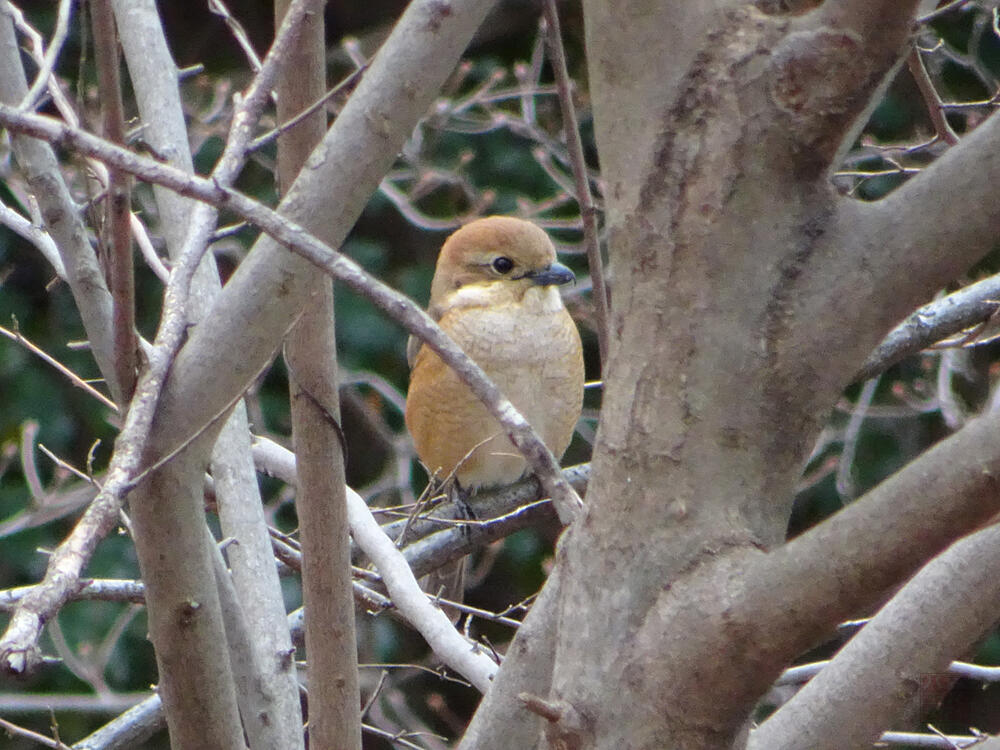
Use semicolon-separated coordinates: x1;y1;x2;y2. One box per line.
450;482;478;537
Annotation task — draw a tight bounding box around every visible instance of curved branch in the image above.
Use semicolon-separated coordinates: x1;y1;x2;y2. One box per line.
855;272;1000;381
749;407;1000;661
851;110;1000;340
751;522;1000;750
346;486;499;692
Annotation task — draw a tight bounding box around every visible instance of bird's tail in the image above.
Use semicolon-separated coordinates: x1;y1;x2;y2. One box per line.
420;558;466;623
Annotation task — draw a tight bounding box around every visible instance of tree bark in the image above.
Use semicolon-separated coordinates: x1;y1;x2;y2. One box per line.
463;2;1000;747
278;0;363;746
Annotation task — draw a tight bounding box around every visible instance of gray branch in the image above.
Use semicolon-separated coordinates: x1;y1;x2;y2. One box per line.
855;273;1000;381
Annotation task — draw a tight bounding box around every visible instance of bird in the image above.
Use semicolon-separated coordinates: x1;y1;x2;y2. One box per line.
404;215;585;603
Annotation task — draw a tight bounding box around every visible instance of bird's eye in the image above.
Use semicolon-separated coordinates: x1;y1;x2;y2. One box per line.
491;256;514;274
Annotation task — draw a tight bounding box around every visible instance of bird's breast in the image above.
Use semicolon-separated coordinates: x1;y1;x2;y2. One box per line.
446;288;573;366
406;288;584;491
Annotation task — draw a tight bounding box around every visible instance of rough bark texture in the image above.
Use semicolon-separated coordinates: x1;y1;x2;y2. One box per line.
551;7;912;744
463;2;1000;748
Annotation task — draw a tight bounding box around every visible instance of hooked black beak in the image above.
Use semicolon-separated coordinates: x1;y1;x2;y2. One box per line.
525;262;576;287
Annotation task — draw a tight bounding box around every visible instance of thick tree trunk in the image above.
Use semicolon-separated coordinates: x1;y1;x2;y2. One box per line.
464;2;1000;747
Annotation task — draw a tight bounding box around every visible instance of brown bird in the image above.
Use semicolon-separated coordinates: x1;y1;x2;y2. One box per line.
405;216;585;600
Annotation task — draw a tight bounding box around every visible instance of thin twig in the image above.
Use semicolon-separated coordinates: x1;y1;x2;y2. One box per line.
907;46;960;146
0;716;68;749
939;95;1000;109
360;670;388;719
516;27;545;125
18;0;73;111
359;723;432;750
37;443;98;486
834;376;879;501
540;0;610;369
130;212;169;282
916;0;974;25
378;179;484;230
0;0;316;674
19;421;44;500
936;347;968;429
207;0;262;71
0;324;118;410
249;64;368;152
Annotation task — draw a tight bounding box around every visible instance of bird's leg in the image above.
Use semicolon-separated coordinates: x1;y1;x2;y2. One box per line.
450;480;479;528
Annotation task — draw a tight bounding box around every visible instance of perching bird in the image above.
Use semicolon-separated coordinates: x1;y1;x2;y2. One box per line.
405;215;584;602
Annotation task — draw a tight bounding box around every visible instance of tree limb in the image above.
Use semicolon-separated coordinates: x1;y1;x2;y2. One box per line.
855;271;1000;381
346;485;499;693
751;522;1000;750
277;0;361;744
0;8;119;403
112;2;307;745
723;406;1000;709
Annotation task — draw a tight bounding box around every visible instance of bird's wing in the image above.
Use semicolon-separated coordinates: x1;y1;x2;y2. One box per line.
406;303;444;369
406;334;421;369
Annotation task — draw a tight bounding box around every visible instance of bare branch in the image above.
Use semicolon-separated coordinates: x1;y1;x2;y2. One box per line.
346;485;499;692
748;407;1000;668
0;715;68;749
855;272;1000;381
0;197;64;277
72;693;166;750
0;692;149;714
540;0;610;370
917;0;975;25
276;0;360;745
249;65;367;153
863;110;1000;328
751;522;1000;750
17;0;72;111
907;46;960;146
0;324;118;410
208;0;262;72
92;0;137;400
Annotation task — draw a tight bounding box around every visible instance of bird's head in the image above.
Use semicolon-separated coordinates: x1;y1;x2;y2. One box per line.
428;216;575;315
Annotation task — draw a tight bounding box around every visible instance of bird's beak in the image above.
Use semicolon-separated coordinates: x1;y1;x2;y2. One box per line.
525;262;576;287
